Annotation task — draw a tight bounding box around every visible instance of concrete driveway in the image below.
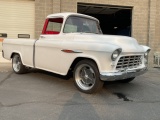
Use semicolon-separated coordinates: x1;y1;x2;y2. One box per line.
0;63;160;120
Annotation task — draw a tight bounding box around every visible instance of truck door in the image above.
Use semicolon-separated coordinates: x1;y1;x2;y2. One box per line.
35;18;65;75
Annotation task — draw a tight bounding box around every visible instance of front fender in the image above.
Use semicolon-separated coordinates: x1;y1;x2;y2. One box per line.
62;50;117;76
140;45;151;52
61;40;123;75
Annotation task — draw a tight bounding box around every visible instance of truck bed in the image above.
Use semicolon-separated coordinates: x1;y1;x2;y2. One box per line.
2;39;36;67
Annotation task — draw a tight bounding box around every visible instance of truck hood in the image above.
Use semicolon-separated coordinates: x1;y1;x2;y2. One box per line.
73;34;145;53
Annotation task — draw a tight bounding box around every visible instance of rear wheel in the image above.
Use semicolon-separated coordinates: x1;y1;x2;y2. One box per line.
118;77;135;83
12;54;28;74
73;60;104;94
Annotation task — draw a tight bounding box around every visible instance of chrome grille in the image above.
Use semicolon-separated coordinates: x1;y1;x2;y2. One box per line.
116;55;142;70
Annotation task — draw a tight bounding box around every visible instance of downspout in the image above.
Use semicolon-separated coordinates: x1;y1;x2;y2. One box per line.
147;0;151;47
147;0;153;67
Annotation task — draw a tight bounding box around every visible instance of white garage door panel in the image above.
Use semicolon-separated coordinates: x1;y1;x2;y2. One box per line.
0;0;35;39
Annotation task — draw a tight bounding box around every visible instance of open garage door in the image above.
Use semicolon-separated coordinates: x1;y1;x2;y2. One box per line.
0;0;35;39
78;3;132;37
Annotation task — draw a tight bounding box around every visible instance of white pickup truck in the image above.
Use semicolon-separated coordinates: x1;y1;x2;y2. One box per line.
2;12;150;94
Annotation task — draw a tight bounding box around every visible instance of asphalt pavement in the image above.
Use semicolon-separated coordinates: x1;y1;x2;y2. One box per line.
0;63;160;120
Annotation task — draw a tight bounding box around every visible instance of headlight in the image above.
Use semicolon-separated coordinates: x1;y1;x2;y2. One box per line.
144;52;148;58
111;49;122;61
144;49;150;58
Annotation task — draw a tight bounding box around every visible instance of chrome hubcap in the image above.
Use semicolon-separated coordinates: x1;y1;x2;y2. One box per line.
13;56;21;72
75;64;96;90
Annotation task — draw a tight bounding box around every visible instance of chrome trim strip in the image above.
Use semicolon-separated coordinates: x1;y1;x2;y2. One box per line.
72;50;83;53
61;49;82;53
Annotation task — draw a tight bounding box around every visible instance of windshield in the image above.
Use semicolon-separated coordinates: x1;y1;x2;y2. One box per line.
63;16;102;34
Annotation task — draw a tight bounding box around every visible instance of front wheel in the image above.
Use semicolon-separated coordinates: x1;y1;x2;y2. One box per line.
12;54;28;74
73;60;104;94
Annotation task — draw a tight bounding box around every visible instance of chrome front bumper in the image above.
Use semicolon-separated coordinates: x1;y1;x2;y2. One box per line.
100;67;147;81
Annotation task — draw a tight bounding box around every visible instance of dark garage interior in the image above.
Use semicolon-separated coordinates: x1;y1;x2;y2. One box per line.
78;3;132;36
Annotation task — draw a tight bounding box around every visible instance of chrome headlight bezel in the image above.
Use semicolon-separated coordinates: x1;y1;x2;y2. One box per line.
144;52;148;58
144;49;151;58
144;49;151;64
111;49;122;61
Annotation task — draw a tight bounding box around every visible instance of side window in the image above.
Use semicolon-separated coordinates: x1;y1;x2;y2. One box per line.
42;18;63;35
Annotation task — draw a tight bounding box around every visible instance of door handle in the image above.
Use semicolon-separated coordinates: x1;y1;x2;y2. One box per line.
40;36;45;38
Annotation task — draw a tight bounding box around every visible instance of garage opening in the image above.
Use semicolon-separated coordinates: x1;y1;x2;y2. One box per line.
78;3;132;37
